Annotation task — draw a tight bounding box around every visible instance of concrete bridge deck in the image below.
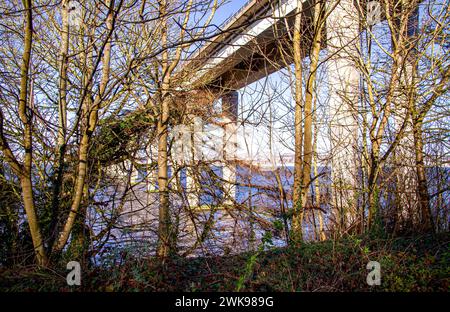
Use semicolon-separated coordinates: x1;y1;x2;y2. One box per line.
178;0;313;91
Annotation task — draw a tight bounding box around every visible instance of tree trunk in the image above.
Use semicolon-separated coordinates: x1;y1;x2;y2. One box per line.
54;0;115;252
413;119;434;233
313;84;326;241
301;0;324;219
48;0;70;253
291;1;304;242
19;0;48;266
157;95;172;257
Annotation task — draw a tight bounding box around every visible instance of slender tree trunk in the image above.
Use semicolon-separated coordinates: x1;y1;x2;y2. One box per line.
55;133;89;251
291;1;304;242
155;0;193;257
156;0;173;257
55;0;115;252
301;0;324;216
312;86;326;241
413;119;434;233
17;0;48;266
48;0;70;253
157;94;172;257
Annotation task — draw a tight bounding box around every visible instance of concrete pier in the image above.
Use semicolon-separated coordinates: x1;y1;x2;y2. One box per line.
326;0;360;228
222;91;239;205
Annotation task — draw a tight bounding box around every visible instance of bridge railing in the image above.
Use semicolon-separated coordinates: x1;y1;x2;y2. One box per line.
184;0;263;65
220;0;257;29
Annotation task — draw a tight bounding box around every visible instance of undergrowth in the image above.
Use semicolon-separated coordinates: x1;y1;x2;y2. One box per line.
0;233;448;292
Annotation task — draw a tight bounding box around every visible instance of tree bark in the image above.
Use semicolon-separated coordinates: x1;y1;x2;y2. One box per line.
301;0;324;219
48;0;70;254
291;1;304;242
54;0;116;252
156;95;172;257
19;0;48;266
156;0;173;257
413;119;434;233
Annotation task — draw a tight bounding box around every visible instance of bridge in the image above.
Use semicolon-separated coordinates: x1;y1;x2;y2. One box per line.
179;0;303;91
170;0;367;207
165;0;417;208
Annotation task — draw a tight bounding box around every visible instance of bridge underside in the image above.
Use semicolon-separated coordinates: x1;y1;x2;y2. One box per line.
191;1;316;92
171;0;361;210
172;0;416;223
179;0;384;95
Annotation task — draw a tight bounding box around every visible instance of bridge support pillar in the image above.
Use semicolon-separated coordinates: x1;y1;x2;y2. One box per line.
391;6;421;229
222;91;239;205
185;115;202;207
186;166;199;207
326;0;360;231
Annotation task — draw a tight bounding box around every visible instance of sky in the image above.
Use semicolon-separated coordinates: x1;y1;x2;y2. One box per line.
211;0;245;26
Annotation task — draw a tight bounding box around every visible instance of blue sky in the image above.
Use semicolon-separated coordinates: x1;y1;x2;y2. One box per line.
211;0;245;26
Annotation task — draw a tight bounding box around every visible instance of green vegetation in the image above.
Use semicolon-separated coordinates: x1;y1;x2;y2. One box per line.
1;234;447;292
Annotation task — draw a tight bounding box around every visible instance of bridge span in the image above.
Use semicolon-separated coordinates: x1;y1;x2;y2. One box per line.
169;0;416;208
